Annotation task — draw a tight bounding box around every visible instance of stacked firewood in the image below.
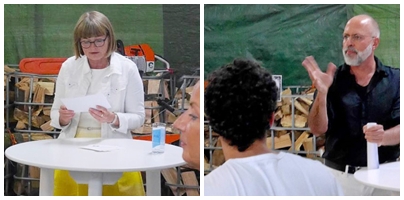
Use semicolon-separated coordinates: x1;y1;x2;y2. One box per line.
4;65;16;123
271;87;317;156
6;72;55;195
204;86;324;173
13;75;56;134
4;65;16;86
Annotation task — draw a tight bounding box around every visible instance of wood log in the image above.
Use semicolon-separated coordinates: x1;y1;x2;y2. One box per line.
185;86;194;96
281;104;291;115
15;77;39;91
298;99;310;112
40;120;54;131
266;133;292;149
303;137;315;159
274;109;283;121
41;115;51;122
15;81;30;91
293;131;303;140
161;168;186;196
32;84;45;116
13;108;27;122
289;131;310;151
181;171;199;196
15;121;26;130
146;78;162;123
4;91;15;103
42;106;51;116
204;156;218;175
4;65;16;73
13;163;29;195
294;100;309;116
35;82;55;95
298;97;313;106
30;133;53;141
280;114;307;128
275;130;288;137
212;138;225;166
14;108;46;128
281;88;292;105
303;87;316;94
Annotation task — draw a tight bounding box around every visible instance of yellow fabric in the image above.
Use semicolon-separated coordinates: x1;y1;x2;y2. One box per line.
53;170;145;196
75;127;101;138
53;127;145;196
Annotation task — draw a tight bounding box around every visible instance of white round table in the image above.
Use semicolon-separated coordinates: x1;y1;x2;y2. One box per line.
354;161;400;194
5;138;186;196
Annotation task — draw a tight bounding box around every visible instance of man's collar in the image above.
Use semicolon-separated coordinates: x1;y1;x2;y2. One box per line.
341;56;386;75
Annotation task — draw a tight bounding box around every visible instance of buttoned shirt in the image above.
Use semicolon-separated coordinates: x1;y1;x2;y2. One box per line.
314;56;400;166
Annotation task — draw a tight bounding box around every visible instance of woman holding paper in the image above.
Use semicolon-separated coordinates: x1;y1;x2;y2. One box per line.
50;11;145;196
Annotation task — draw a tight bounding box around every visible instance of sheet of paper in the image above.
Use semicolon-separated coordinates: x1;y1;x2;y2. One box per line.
80;144;122;152
61;93;111;113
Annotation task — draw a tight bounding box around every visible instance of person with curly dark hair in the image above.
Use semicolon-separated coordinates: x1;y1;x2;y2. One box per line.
204;58;343;196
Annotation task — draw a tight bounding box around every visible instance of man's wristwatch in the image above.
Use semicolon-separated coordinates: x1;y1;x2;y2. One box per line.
109;113;118;124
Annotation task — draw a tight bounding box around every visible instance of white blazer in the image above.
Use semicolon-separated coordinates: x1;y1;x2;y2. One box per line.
50;52;145;139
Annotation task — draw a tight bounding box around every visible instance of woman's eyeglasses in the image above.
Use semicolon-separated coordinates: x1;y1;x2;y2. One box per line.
80;35;108;48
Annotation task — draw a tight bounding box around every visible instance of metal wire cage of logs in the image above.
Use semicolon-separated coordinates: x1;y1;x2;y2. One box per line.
4;64;201;196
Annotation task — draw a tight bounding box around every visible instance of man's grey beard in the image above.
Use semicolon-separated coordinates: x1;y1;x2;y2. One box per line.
343;42;373;66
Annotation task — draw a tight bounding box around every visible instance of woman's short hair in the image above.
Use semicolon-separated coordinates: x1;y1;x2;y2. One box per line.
73;11;117;59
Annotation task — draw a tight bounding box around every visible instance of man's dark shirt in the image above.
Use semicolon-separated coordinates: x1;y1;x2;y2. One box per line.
312;56;400;166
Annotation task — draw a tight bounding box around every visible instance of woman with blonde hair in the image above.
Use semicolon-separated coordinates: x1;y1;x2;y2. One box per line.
50;10;145;196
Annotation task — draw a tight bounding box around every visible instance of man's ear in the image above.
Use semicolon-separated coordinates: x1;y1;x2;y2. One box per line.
372;37;380;50
269;113;275;127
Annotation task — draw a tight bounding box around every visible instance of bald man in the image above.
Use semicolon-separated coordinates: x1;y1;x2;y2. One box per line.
173;81;200;170
302;14;399;195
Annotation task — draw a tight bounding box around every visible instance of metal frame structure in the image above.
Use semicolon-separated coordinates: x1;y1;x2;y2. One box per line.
162;72;200;196
4;71;15;196
4;64;201;196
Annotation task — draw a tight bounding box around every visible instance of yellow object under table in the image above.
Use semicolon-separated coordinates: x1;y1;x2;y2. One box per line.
53;128;145;196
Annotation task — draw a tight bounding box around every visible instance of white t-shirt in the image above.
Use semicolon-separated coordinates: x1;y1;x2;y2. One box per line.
76;67;110;138
204;152;344;196
77;67;110;129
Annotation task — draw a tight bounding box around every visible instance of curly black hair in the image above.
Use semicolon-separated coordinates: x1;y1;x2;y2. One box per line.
205;58;278;152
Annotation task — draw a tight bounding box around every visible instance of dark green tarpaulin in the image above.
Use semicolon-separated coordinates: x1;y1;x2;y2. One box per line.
204;4;399;86
4;4;200;81
352;4;400;68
